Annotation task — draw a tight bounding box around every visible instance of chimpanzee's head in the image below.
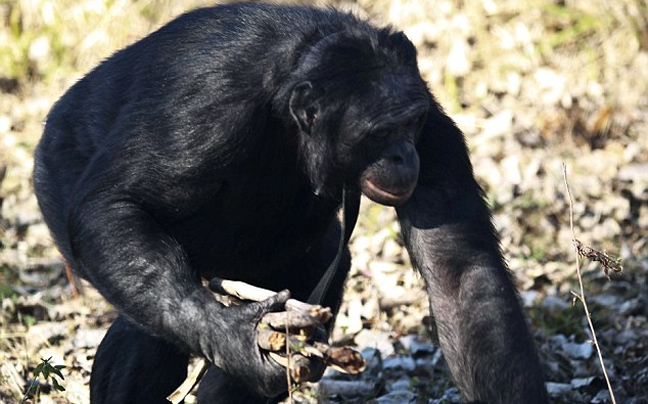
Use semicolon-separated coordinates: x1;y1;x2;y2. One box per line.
288;28;429;206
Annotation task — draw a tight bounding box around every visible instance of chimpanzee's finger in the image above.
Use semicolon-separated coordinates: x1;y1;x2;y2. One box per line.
258;289;291;312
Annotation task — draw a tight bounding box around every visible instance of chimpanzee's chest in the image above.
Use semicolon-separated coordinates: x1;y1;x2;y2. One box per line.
166;182;339;282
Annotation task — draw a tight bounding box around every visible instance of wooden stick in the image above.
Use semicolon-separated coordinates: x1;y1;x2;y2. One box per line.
213;278;366;374
260;312;321;330
326;347;366;374
167;278;367;401
268;352;312;383
166;358;209;404
257;329;287;351
257;333;365;375
210;278;332;323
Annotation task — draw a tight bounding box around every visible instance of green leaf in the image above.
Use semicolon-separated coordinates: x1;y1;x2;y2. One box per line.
33;363;44;378
51;366;65;380
52;378;66;392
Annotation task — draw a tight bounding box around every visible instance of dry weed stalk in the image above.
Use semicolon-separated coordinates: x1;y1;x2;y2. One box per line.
572;239;623;280
285;310;293;404
562;163;618;404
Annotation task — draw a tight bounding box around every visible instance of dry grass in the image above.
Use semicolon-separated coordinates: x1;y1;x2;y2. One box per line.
562;163;621;404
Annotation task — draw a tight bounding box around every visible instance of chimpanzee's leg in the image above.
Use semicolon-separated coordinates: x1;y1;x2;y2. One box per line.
91;316;189;404
196;366;275;404
196;222;351;403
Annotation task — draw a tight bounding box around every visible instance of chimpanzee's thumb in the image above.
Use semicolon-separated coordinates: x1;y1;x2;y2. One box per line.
259;289;291;312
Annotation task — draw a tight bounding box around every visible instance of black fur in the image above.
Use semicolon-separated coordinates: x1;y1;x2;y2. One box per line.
33;3;547;403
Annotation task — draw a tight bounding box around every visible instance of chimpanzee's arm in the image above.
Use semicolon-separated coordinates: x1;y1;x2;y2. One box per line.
396;101;547;403
65;149;289;397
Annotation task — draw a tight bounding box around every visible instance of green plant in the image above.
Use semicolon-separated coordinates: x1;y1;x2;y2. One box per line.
21;356;65;403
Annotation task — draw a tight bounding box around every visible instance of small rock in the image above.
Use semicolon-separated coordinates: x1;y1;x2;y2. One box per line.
0;362;25;397
613;330;636;345
431;387;462;403
388;378;411;391
591;218;621;241
26;322;68;347
371;389;416;404
71;329;107;349
399;335;435;356
589;294;620;307
482;110;513;139
28;36;51;64
446;38;471;77
355;330;395;357
591;389;614;403
562;341;593;360
618;163;648;181
383;356;415;372
521;290;540;307
370;261;400;273
381;239;402;262
541;295;569;310
571;376;595;389
360;347;383;377
546;382;572;396
0;115;11;134
318;379;377;398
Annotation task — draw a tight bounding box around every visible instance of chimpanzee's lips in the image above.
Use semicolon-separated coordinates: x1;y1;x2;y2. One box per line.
361;177;415;206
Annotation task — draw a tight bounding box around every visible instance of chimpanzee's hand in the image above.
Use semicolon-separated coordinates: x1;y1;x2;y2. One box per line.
257;307;328;383
212;289;292;398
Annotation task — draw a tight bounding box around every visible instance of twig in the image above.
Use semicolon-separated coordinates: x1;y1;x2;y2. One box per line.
166;359;209;404
562;163;616;404
210;278;332;323
285;310;293;404
572;240;623;280
168;279;366;403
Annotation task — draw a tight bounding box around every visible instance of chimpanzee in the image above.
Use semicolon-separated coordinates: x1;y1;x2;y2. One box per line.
33;2;547;404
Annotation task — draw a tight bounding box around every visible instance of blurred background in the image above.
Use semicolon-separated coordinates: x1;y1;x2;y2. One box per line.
1;0;647;403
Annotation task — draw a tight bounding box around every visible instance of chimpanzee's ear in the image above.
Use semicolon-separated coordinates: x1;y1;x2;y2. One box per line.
289;81;319;134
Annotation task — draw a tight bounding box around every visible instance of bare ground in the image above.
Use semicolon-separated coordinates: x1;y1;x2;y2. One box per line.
1;0;647;403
